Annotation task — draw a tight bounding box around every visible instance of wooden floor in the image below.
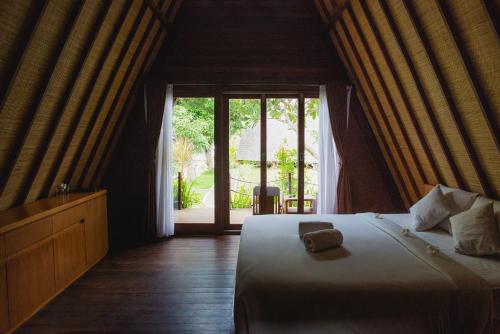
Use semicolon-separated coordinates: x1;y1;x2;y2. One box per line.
17;236;240;333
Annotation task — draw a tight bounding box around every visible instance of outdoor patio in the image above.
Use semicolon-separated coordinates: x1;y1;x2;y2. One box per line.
174;208;253;225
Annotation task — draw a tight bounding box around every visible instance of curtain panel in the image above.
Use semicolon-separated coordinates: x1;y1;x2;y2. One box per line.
326;81;353;213
143;80;168;240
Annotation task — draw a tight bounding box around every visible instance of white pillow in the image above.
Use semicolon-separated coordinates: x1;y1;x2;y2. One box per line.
437;184;478;234
450;201;500;256
472;196;500;233
410;186;451;231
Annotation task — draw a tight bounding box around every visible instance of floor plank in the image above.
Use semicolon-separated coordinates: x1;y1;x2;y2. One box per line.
17;235;240;333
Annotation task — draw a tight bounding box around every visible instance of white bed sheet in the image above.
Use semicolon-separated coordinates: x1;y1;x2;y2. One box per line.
383;213;500;288
234;213;494;333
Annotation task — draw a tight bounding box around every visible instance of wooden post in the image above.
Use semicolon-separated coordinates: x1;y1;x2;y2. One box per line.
288;172;292;194
178;172;182;210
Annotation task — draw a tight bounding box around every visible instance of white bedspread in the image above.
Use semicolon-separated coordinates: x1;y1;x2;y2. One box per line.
234;213;494;334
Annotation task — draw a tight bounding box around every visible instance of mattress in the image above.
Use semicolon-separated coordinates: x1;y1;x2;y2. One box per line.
234;213;495;334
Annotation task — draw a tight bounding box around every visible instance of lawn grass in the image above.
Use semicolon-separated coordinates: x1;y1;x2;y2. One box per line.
191;169;215;189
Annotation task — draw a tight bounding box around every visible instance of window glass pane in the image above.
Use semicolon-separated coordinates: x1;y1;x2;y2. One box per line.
229;99;260;224
172;98;215;224
305;98;319;213
267;98;298;214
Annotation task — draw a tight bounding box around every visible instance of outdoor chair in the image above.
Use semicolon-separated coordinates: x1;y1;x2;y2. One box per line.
252;186;281;214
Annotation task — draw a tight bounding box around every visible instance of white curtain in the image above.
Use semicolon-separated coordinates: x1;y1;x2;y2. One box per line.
317;85;340;214
156;84;175;237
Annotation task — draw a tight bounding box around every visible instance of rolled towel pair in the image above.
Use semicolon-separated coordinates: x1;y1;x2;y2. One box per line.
303;229;343;253
298;221;334;239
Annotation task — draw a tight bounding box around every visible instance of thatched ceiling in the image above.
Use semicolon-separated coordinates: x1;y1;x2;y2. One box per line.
0;0;498;212
315;0;499;207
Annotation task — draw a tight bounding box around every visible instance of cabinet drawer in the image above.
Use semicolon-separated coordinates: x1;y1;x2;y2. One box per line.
53;203;87;233
0;235;5;260
4;217;53;257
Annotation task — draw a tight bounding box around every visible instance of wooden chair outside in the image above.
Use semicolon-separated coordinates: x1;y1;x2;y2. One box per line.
252;186;281;214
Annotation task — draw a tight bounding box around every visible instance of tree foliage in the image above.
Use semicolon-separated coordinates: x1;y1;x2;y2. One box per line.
173;97;320;156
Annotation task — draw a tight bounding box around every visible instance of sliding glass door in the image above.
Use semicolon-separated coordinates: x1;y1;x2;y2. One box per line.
172;98;215;226
223;94;319;230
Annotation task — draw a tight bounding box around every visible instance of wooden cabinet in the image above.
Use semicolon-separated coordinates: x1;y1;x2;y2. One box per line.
0;191;107;334
6;240;55;328
53;223;87;290
0;264;8;334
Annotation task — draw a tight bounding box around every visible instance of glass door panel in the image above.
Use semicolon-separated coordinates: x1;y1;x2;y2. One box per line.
228;98;261;225
172;98;215;224
266;98;299;214
305;98;320;213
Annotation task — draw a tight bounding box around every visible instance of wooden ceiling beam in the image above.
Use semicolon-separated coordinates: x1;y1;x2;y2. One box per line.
93;1;183;188
0;0;47;112
337;15;419;201
345;5;427;192
63;2;149;189
79;0;170;188
327;21;411;207
403;0;493;197
317;0;410;206
15;2;112;205
355;0;443;185
0;1;84;206
40;0;134;197
376;0;465;190
144;0;171;32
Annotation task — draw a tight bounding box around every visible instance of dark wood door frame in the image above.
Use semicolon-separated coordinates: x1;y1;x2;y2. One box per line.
174;85;319;234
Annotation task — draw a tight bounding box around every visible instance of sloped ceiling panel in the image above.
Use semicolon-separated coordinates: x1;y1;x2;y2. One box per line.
316;0;500;207
0;0;181;211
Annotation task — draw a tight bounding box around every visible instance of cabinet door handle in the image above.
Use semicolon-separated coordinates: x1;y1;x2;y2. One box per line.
80;218;85;224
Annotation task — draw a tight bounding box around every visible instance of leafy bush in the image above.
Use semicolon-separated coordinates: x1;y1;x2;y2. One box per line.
275;145;297;196
173;179;202;208
231;185;252;209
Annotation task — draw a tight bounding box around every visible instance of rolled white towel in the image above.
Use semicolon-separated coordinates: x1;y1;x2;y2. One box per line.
298;221;334;239
303;229;343;252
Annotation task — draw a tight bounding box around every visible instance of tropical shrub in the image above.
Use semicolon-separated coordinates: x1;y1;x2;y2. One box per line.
173;179;202;208
231;185;253;209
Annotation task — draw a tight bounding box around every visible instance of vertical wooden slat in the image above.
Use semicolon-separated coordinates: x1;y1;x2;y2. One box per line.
0;0;48;111
297;93;305;214
15;1;112;205
259;95;267;214
436;0;499;148
64;3;149;189
403;0;493;197
344;5;427;190
0;1;83;205
39;0;134;198
218;92;228;231
78;1;166;188
376;0;465;190
354;0;443;185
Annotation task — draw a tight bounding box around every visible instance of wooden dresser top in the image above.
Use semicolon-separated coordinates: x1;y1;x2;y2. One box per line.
0;190;107;235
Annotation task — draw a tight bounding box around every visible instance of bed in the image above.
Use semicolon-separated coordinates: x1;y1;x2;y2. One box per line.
234;213;499;334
